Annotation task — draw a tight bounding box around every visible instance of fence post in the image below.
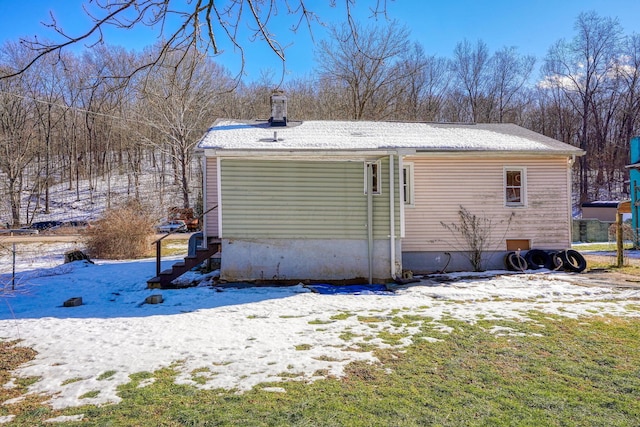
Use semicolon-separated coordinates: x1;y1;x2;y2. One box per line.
616;212;624;268
156;241;161;276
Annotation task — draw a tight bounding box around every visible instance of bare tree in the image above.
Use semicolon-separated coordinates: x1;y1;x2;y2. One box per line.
27;52;70;214
614;34;640;172
542;11;622;203
0;45;38;226
317;21;412;120
450;39;492;122
490;47;535;123
1;0;389;83
392;43;450;121
135;47;232;208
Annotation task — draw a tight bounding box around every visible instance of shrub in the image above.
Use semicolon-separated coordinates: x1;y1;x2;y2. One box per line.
84;200;155;259
441;206;515;271
608;222;636;242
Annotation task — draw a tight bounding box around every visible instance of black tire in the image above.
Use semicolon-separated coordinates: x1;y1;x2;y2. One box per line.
557;249;587;273
505;251;528;271
550;252;564;270
525;249;552;270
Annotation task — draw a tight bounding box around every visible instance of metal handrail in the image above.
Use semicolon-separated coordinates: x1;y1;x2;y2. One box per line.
153;204;218;276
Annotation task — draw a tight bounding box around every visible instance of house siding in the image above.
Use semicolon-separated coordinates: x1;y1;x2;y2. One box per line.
205;157;219;237
219;158;400;239
403;156;572;253
213;157;401;281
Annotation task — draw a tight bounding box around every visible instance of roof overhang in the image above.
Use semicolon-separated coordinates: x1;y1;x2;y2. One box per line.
203;148;400;159
411;149;584;157
203;147;584;159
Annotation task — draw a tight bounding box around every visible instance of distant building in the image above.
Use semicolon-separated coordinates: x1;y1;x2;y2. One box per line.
581;201;621;222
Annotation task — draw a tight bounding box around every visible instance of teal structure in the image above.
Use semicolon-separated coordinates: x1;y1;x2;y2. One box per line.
630;136;640;246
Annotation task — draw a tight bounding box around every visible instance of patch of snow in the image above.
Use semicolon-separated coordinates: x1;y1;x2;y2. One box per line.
44;415;85;423
0;248;638;410
261;387;287;393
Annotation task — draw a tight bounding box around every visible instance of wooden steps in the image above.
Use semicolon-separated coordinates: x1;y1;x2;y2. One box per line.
147;237;221;289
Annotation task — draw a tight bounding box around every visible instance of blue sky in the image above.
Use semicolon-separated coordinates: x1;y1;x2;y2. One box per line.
0;0;639;82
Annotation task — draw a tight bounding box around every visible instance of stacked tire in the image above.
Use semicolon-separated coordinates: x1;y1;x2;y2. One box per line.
504;251;528;271
554;249;587;273
504;249;586;273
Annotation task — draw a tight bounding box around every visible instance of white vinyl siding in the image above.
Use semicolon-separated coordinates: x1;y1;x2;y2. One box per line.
403;156;572;251
219;158;400;239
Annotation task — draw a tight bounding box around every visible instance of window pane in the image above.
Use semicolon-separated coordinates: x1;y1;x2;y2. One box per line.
371;163;378;193
506;169;522;204
506;171;521;186
365;162;381;195
403;168;408;203
506;188;521;203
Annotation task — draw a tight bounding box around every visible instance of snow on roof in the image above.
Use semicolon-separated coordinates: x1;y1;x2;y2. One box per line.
581;201;624;207
197;119;584;155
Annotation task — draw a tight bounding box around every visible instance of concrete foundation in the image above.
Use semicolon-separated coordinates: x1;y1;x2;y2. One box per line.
220;238;401;283
402;251;512;273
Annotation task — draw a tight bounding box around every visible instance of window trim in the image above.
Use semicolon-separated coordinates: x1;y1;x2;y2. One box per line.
504;167;526;207
364;160;382;195
402;163;415;207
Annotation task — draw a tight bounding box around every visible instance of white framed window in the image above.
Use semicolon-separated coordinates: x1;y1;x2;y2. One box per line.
364;161;381;195
505;167;526;206
402;163;414;206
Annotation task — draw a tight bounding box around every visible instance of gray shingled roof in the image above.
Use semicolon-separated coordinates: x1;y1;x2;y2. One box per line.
197;119;584;155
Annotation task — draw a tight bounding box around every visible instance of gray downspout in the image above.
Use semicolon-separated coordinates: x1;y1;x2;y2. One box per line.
367;162;374;284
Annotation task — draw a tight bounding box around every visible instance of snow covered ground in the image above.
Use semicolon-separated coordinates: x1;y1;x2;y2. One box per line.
1;243;640;411
0;164;187;228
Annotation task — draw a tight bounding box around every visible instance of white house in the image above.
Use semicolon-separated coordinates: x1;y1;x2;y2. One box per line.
196;98;584;283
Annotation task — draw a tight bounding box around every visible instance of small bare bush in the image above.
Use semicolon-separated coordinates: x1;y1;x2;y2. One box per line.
608;222;635;242
441;206;515;271
84;201;155;259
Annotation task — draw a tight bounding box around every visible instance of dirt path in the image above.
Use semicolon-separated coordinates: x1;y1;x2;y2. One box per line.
572;254;640;289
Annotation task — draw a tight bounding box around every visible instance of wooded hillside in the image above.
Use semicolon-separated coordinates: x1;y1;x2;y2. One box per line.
1;11;638;226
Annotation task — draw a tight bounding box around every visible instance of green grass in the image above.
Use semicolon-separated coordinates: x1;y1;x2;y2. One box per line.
294;344;312;351
79;390;100;399
97;370;116;381
308;318;333;325
159;241;189;257
4;314;640;426
60;377;84;386
573;242;635;251
330;312;354;321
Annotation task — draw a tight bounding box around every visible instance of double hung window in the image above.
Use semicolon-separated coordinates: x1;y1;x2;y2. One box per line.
505;168;525;206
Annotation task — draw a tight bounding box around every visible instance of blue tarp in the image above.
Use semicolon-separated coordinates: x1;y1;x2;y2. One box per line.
305;284;393;295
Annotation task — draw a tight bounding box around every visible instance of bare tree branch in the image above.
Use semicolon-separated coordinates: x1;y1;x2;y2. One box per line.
1;0;389;84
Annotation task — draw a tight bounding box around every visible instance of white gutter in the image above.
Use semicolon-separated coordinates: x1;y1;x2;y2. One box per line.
566;157;573;248
389;154;396;280
206;149;398;158
398;156;405;238
217;157;223;238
